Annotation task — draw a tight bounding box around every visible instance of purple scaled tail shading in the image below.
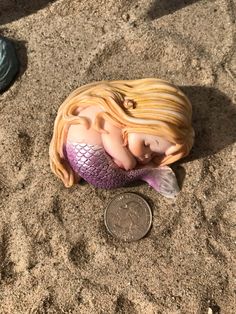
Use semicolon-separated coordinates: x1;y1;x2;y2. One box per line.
65;142;179;198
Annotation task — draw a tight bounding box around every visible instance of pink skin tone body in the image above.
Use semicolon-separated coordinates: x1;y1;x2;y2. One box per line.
67;106;176;173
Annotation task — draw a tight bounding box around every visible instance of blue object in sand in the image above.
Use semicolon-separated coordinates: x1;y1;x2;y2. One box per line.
0;37;19;92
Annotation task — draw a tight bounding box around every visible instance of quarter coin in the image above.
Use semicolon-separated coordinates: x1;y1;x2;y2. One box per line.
104;193;152;242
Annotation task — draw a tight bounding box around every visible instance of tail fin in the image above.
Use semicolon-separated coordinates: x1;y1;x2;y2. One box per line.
142;166;180;198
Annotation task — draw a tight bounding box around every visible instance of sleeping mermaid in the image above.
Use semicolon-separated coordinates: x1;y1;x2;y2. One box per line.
49;78;194;198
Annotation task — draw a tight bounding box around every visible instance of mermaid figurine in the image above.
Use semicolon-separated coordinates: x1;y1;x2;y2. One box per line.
49;79;194;198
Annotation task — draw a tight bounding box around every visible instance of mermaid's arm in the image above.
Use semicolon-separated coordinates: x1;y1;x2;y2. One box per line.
101;121;137;170
102;133;137;170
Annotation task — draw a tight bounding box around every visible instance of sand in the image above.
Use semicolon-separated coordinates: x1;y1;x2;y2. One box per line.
0;0;236;313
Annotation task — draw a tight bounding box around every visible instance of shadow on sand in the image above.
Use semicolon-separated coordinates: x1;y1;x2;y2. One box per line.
0;0;56;25
181;86;236;163
147;0;201;20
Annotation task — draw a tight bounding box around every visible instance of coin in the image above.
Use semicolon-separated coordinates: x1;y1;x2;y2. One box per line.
104;193;152;242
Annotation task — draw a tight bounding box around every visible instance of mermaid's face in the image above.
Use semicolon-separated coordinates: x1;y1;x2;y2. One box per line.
127;133;174;164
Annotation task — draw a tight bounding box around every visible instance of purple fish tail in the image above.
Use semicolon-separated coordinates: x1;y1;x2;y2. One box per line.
66;142;179;198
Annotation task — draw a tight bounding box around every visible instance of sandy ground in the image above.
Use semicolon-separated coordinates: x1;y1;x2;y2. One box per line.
0;0;236;313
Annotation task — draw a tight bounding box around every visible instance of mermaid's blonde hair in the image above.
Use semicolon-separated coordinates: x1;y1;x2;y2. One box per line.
49;78;194;187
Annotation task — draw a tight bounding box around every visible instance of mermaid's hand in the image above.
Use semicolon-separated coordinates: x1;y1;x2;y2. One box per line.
113;157;137;170
123;156;137;171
